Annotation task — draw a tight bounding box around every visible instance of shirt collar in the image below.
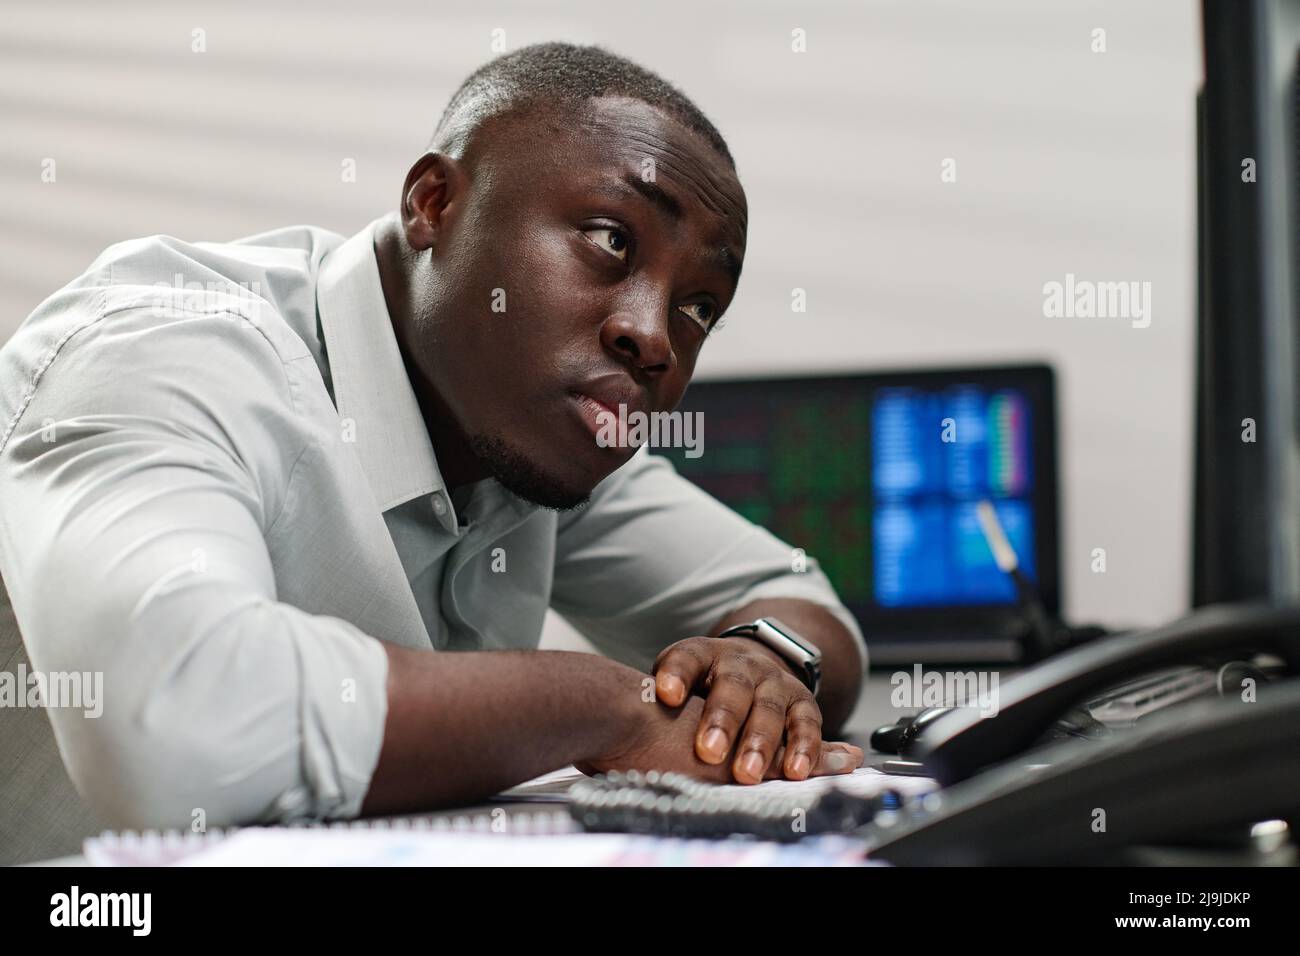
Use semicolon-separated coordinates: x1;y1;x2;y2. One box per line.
315;218;446;514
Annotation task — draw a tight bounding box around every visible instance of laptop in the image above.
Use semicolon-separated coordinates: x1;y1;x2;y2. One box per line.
653;363;1060;665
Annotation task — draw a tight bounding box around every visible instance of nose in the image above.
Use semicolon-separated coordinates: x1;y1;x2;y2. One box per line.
600;306;674;376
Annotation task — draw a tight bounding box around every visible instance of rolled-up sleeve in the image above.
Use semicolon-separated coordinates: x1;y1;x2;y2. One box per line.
550;447;867;676
0;303;389;830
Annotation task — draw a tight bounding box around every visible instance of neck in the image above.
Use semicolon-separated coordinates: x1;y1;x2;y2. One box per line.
372;214;489;490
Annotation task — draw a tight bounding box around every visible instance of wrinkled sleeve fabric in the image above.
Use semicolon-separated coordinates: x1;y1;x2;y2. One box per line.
0;297;389;830
550;447;867;676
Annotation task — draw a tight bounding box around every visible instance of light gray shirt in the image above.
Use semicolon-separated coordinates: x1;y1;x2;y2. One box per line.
0;219;865;830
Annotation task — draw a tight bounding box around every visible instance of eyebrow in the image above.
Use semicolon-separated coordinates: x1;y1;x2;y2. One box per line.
607;173;742;288
621;172;683;222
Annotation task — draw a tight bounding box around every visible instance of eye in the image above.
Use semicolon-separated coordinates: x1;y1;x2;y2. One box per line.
583;226;629;261
679;301;717;333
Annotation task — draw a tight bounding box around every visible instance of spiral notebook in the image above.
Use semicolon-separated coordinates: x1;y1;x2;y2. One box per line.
82;765;935;866
82;809;580;867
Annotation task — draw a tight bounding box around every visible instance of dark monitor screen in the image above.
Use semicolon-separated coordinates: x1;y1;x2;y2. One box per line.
653;364;1059;636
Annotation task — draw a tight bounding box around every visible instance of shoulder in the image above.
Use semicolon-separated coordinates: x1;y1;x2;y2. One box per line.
0;227;342;456
89;225;344;360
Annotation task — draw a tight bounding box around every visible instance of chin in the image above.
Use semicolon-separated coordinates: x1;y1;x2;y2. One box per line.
467;431;605;511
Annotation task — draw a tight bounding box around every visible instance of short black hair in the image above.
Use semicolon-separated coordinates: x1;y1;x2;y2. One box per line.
431;42;735;168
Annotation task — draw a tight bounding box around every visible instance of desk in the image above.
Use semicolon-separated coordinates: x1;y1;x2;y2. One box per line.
30;672;915;866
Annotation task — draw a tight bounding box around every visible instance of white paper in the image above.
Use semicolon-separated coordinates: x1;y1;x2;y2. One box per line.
181;829;875;867
495;764;936;803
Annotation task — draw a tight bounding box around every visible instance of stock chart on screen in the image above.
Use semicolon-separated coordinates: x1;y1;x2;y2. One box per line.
655;370;1049;615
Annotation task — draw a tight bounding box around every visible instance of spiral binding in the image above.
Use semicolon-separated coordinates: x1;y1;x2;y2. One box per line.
83;809;578;866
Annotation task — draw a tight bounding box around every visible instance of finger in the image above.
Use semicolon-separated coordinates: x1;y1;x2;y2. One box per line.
693;657;758;765
781;697;824;780
764;745;788;781
761;743;851;780
811;741;865;776
730;678;790;784
652;639;713;707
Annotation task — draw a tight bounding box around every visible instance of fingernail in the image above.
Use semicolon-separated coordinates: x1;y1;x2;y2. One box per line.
825;752;854;772
703;727;727;756
741;751;765;780
658;674;684;701
790;753;812;778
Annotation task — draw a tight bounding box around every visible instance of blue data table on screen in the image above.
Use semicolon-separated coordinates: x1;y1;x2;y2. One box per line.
870;386;1035;608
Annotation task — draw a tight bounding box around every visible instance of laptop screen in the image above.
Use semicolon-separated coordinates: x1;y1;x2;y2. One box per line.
652;364;1059;635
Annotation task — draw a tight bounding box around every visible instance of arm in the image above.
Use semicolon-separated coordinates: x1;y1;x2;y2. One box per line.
0;309;394;829
360;646;644;814
551;449;868;784
363;634;868;815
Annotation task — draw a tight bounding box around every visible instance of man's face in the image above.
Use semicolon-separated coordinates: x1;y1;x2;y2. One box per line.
406;95;747;509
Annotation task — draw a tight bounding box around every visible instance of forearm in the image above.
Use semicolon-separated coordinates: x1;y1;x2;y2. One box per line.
360;646;646;816
709;598;864;735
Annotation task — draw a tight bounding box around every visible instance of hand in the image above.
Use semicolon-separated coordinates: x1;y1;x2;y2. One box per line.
577;693;864;783
651;635;862;784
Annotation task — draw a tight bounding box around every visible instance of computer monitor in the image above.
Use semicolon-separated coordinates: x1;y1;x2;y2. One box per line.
1194;0;1300;607
654;364;1060;663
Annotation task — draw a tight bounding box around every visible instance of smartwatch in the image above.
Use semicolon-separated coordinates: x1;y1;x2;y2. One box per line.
717;617;822;697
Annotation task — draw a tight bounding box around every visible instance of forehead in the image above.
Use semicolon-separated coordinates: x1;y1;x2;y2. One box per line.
484;95;748;245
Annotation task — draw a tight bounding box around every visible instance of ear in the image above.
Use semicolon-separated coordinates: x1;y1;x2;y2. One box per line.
399;152;468;252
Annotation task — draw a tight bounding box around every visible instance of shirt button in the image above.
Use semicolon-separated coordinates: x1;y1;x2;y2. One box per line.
431;494;448;516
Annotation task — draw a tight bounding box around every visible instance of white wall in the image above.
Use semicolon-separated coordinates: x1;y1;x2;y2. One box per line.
0;0;1201;635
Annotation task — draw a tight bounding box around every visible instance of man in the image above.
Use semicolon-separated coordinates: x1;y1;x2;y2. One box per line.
0;43;866;830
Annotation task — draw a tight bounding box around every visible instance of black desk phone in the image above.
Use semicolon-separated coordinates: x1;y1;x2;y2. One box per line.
862;602;1300;864
573;603;1300;864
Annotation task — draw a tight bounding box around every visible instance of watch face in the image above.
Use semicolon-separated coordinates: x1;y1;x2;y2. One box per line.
762;619;820;659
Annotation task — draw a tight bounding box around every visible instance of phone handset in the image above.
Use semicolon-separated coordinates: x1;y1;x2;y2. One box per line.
915;602;1300;785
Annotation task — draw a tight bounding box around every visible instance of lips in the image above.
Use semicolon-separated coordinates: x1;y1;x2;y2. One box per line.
569;393;617;442
567;374;649;449
571;374;648;420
